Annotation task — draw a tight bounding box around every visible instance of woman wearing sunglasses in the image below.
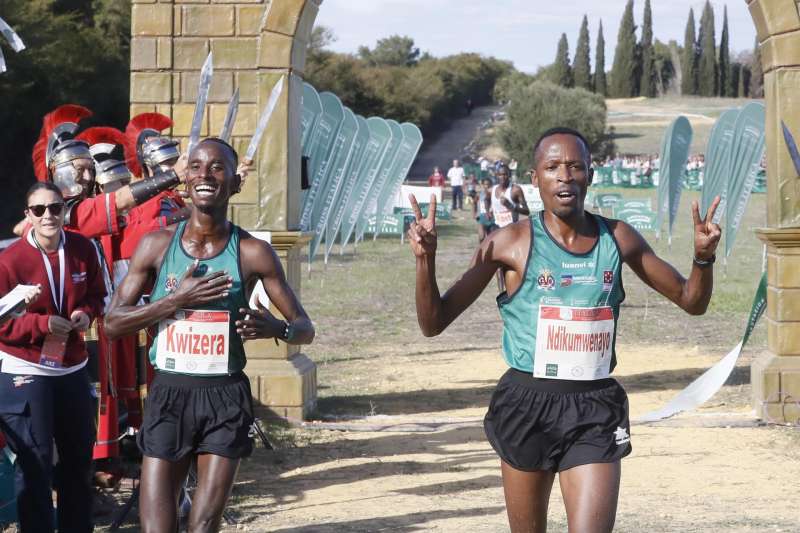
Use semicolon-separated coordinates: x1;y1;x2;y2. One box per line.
0;182;106;532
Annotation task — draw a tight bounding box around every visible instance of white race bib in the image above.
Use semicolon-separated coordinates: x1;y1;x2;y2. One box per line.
155;309;230;375
533;305;615;380
495;210;514;227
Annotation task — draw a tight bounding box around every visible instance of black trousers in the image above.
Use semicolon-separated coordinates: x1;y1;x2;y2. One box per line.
0;367;95;532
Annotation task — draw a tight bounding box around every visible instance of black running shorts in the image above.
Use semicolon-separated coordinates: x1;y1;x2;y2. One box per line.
138;371;255;461
484;368;631;472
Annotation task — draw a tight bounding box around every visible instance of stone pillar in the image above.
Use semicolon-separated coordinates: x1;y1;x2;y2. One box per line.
748;0;800;423
130;0;322;420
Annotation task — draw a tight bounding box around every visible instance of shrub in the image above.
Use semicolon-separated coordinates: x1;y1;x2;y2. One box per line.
498;82;611;171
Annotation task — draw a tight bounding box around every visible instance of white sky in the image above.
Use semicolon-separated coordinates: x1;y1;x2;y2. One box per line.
316;1;757;73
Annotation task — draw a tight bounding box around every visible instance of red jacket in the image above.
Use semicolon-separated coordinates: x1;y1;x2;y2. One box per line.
117;191;185;260
66;191;120;239
0;231;106;368
428;172;445;187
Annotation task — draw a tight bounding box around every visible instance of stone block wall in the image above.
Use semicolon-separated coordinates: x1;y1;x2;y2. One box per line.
130;0;321;231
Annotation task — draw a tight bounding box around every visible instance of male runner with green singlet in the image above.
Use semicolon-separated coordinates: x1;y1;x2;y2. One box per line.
408;127;721;532
104;138;314;533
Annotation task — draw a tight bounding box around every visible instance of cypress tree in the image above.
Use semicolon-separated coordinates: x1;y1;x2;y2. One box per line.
640;0;656;97
730;62;741;97
594;20;607;96
740;64;752;97
697;0;717;96
610;0;637;97
719;5;731;96
750;37;763;97
681;8;698;95
553;33;574;88
573;15;592;91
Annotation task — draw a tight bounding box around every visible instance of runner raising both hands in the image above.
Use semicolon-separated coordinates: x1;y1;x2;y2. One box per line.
408;127;721;533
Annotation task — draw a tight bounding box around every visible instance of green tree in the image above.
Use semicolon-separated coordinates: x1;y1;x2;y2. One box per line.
653;39;677;95
639;0;656;97
594;20;607;96
498;82;610;170
719;5;731;96
573;15;592;91
552;33;573;87
610;0;638;97
358;35;420;67
740;64;752;97
681;8;698;95
0;0;131;234
750;37;763;97
730;62;741;97
697;1;717;96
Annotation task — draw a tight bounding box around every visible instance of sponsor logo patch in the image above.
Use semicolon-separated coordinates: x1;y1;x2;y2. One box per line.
165;274;179;293
12;375;33;388
603;270;614;292
71;272;87;283
165;357;175;370
560;274;573;287
614;426;630;445
545;363;558;377
537;269;555;291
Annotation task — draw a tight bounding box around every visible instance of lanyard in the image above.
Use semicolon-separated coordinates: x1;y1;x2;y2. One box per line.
33;230;65;315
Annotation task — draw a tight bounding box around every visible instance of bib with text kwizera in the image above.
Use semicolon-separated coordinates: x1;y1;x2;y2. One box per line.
533;305;614;380
155;309;230;375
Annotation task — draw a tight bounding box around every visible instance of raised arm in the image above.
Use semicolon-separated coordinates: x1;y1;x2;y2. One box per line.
408;194;507;337
614;196;721;315
234;236;314;344
104;231;232;338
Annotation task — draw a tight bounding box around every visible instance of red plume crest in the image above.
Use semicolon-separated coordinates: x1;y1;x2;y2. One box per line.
124;113;173;178
77;127;127;149
32;104;93;182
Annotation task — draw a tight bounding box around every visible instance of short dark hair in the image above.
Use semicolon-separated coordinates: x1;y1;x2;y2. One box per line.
26;181;64;204
533;127;591;165
195;137;239;170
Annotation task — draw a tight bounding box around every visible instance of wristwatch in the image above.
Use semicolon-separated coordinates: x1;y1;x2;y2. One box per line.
693;254;716;267
281;321;295;343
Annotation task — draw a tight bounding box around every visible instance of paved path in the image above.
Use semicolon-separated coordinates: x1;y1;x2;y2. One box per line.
407;106;499;182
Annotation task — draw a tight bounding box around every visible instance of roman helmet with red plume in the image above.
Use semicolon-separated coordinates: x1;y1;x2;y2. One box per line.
124;113;179;178
77;127;134;193
32;104;93;198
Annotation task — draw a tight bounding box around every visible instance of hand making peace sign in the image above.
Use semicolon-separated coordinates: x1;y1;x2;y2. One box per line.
692;195;722;261
407;194;438;258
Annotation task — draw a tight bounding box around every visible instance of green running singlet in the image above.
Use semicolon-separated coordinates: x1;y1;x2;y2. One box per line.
149;221;248;375
497;212;625;375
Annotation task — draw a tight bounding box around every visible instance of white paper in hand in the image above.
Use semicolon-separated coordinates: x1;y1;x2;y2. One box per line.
247;232;272;309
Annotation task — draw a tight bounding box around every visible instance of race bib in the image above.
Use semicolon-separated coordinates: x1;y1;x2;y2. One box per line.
40;333;68;368
155;309;230;375
533;305;614;380
495;210;514;227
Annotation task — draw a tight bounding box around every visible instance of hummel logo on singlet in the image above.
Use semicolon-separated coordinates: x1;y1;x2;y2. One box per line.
614;426;630;445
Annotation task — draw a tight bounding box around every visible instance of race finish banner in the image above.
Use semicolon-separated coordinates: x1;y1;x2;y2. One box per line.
325;114;370;262
301;82;322;155
339;117;394;252
374;123;423;238
700;108;739;219
356;120;404;243
637;272;767;423
724;102;766;258
300;91;344;231
308;108;359;263
656;116;692;246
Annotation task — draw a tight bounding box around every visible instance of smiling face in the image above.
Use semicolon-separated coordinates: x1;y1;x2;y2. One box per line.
26;187;65;240
187;140;239;212
532;133;593;219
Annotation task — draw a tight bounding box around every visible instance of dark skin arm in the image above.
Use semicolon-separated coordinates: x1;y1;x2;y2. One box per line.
103;230;233;339
499;185;531;217
612;196;722;315
234;234;314;344
408;194;529;336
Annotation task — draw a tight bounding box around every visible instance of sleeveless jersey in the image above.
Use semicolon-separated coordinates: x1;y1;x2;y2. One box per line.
497;212;625;376
491;185;516;228
149;221;248;375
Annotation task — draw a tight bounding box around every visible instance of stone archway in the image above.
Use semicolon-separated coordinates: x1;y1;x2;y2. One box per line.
130;0;322;420
748;0;800;423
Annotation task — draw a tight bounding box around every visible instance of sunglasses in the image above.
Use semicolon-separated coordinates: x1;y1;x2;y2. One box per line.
27;203;65;217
